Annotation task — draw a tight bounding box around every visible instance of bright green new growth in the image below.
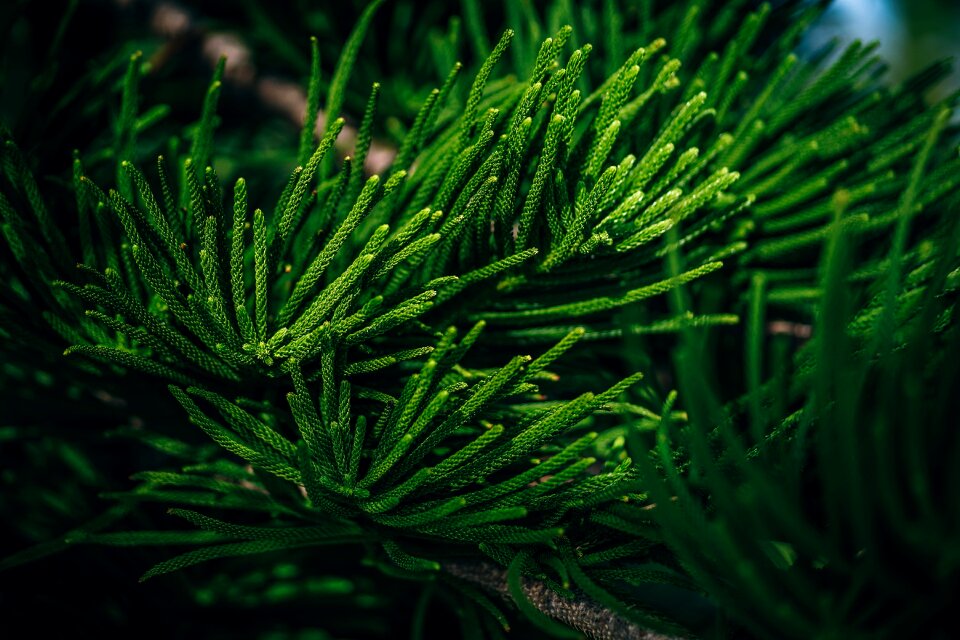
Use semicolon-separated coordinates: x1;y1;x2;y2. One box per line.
3;11;711;633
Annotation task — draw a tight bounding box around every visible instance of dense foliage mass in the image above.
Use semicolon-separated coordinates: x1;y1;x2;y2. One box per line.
1;1;957;638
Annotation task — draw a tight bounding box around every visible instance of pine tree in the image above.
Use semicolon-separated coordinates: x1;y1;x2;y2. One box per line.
1;1;957;638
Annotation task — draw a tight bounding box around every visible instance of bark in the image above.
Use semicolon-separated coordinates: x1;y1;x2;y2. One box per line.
444;561;686;640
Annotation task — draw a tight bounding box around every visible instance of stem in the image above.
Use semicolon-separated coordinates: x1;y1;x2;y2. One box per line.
444;561;685;640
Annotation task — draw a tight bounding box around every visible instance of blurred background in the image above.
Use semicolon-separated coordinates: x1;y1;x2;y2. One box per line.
811;0;960;99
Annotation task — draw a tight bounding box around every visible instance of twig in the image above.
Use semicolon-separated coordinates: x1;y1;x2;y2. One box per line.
444;561;686;640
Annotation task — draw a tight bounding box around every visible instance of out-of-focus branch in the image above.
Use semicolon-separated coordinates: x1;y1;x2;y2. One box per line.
148;1;396;173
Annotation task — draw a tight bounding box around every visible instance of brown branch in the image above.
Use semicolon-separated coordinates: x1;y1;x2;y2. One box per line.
444;561;686;640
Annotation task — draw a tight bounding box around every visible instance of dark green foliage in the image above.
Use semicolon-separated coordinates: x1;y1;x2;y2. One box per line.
630;109;960;638
1;1;958;638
